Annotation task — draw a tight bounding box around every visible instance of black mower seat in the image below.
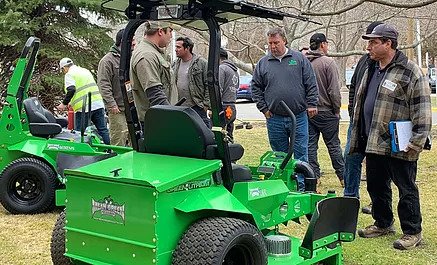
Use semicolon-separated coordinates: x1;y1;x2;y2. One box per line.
23;97;64;138
143;105;251;181
144;105;245;160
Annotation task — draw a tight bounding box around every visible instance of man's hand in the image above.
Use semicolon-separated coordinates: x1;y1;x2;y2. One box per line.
57;103;67;112
109;106;121;114
307;107;318;118
264;110;272;119
404;143;420;155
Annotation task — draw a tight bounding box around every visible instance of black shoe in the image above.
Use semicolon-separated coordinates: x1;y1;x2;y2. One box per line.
361;203;372;214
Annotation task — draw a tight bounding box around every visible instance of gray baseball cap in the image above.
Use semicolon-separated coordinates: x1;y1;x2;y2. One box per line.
362;24;398;40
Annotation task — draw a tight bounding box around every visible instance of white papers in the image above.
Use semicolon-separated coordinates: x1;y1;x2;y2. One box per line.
394;121;412;152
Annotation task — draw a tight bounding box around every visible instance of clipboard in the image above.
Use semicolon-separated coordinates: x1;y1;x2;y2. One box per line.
389;121;412;152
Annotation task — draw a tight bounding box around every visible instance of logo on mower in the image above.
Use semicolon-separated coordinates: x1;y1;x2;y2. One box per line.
167;179;211;193
91;196;125;225
249;188;267;198
47;144;75;151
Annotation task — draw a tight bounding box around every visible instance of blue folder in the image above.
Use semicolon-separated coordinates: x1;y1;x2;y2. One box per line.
389;120;412;153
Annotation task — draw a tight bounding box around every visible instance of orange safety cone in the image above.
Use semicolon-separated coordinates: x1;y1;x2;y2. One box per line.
67;106;74;130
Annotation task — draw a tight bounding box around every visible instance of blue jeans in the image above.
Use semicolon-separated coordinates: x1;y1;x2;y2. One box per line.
75;108;110;145
266;112;308;191
343;121;365;198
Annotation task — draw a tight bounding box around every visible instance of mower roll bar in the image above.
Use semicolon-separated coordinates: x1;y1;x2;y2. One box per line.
16;37;40;111
119;19;144;151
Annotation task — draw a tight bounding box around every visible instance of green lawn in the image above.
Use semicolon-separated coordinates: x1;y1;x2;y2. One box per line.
0;122;436;264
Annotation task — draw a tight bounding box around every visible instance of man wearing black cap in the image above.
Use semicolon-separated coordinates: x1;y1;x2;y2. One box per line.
97;28;129;146
343;21;383;211
306;33;344;188
350;23;431;250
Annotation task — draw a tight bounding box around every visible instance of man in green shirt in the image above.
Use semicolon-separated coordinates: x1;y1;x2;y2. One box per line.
130;21;178;128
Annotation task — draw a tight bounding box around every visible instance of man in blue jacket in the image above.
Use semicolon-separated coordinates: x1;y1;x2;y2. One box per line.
252;27;318;190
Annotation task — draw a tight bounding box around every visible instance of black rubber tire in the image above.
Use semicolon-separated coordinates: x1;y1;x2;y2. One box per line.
0;157;57;214
172;217;267;265
51;210;73;265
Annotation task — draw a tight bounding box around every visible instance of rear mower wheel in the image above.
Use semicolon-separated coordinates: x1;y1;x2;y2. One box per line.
172;217;267;265
0;157;57;214
51;209;73;265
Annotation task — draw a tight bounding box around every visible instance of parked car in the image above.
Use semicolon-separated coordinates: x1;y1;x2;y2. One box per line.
237;75;253;101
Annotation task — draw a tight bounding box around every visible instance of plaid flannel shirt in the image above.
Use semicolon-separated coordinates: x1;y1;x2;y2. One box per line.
349;50;431;161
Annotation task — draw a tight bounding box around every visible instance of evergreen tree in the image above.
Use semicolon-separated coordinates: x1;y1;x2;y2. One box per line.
0;0;124;110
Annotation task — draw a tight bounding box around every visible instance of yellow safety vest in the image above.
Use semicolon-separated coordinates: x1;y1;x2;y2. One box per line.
64;66;103;112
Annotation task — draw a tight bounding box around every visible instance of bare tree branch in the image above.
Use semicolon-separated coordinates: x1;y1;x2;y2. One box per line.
299;0;437;16
328;26;437;57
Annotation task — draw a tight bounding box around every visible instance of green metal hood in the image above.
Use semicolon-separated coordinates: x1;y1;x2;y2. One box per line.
64;151;222;192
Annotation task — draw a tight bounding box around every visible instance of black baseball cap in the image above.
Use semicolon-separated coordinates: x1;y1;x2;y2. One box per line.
362;24;398;40
310;33;328;44
219;48;228;59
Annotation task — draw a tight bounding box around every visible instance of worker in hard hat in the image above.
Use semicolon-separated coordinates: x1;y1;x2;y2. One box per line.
57;58;110;145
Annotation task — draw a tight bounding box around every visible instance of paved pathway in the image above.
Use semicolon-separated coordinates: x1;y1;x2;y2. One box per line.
236;92;437;124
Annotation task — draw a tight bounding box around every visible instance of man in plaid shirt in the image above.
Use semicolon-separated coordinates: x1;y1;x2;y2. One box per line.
349;24;431;250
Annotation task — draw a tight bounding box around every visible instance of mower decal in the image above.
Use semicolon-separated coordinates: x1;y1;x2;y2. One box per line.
46;144;75;151
166;178;211;193
249;188;267;198
91;196;125;225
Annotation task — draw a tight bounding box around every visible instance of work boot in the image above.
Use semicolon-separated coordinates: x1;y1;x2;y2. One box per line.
358;224;395;238
393;233;422;250
361;203;372;214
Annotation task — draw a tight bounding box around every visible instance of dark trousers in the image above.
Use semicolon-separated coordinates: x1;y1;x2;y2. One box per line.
308;111;344;180
223;104;236;139
75;108;110;145
192;105;211;129
366;153;422;235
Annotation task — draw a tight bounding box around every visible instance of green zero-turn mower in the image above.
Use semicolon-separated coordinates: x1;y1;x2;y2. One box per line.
0;38;132;214
50;0;360;264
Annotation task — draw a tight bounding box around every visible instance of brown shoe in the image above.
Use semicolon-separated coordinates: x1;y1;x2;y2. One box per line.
340;179;345;187
361;203;372;214
393;233;422;250
358;224;395;238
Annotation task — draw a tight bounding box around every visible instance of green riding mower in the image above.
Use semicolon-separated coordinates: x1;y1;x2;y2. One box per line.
50;0;359;264
0;37;131;214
